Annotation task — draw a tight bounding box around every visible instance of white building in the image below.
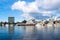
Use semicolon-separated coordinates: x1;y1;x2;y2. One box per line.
26;19;36;24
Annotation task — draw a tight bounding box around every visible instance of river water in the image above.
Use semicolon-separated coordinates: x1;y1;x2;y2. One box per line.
0;26;60;40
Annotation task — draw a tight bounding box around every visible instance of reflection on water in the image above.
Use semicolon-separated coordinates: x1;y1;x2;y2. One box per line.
0;26;60;40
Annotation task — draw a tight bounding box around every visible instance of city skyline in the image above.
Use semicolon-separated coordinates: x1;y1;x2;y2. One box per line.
0;0;60;22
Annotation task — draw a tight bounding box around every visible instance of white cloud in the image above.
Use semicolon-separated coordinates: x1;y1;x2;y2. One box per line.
37;0;60;9
21;13;35;20
12;1;39;13
11;0;60;20
40;11;52;16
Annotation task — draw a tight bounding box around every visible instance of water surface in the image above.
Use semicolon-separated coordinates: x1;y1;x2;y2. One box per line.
0;26;60;40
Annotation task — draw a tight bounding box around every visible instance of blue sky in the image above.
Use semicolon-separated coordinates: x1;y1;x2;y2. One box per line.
0;0;23;22
0;0;60;22
0;0;35;22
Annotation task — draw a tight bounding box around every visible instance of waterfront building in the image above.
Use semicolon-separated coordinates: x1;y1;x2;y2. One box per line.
8;17;15;26
26;19;36;24
47;17;54;29
8;17;15;23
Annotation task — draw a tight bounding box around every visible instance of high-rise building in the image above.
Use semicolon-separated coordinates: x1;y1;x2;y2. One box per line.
8;17;15;23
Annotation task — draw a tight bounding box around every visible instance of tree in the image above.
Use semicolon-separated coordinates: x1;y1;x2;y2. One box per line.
44;21;49;24
22;20;27;23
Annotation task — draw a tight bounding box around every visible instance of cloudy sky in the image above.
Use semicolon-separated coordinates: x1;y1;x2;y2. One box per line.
0;0;60;22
